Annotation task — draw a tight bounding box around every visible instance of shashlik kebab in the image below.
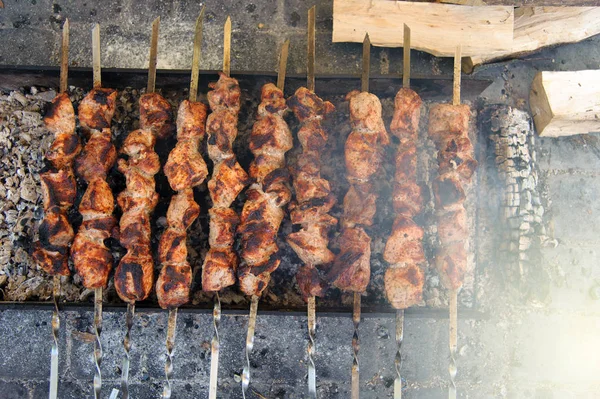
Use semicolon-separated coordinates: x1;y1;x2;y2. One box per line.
155;10;206;399
32;19;76;399
113;17;175;399
383;25;426;399
203;20;250;396
238;43;293;396
71;25;118;399
428;46;477;399
287;8;334;396
325;34;389;399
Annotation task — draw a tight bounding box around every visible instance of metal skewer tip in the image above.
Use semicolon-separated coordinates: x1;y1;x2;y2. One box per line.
189;6;205;102
449;290;458;399
241;295;259;399
162;308;178;399
209;292;221;399
49;275;61;399
394;309;404;399
93;288;103;399
307;6;316;92
92;24;101;89
351;292;361;399
223;16;232;77
307;295;317;398
59;19;69;94
277;39;290;92
120;302;135;399
147;16;160;94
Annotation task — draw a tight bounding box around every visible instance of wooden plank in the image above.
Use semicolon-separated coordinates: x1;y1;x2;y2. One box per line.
332;0;514;57
529;70;600;137
466;7;600;72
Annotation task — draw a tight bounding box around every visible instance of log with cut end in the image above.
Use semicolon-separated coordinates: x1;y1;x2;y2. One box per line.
332;0;514;57
530;70;600;137
465;7;600;72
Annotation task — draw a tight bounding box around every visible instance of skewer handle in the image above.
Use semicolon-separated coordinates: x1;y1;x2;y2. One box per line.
93;288;103;399
59;19;69;94
453;45;462;106
307;6;316;92
449;290;458;399
92;24;101;89
242;296;259;399
209;293;221;399
120;302;135;399
351;293;361;399
307;296;317;398
277;39;290;92
49;276;60;399
147;17;160;94
189;6;205;102
394;310;404;399
223;17;231;77
402;24;410;89
361;33;370;93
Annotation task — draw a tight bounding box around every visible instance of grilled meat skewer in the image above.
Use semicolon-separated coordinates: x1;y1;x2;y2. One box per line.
237;83;293;296
156;100;208;309
286;87;337;299
201;72;249;293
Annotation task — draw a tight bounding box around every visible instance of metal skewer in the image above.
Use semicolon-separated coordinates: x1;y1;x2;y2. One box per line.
304;7;318;398
448;44;462;399
208;16;231;399
351;32;371;399
120;17;160;399
394;24;411;399
49;19;69;399
162;10;204;399
242;295;258;399
90;24;105;399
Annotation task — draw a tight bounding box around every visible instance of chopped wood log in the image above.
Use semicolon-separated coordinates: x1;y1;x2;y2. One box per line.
332;0;514;57
529;70;600;137
465;7;600;72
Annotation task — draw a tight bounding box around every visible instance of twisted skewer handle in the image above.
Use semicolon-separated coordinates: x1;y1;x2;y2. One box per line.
162;308;178;399
93;288;103;399
394;310;404;399
449;290;458;399
209;293;221;399
351;293;361;399
242;296;259;399
120;302;135;399
307;296;317;398
49;276;60;399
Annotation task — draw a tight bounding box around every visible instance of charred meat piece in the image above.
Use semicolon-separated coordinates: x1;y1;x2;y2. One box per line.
78;88;117;133
286;87;337;300
329;227;372;293
238;83;293;297
202;73;248;293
